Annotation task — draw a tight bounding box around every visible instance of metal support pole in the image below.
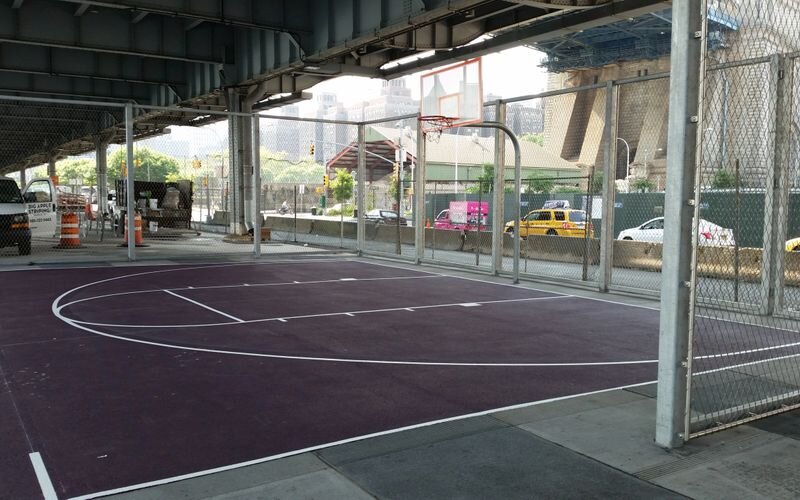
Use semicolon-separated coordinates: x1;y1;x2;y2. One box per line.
19;167;26;191
48;156;57;178
476;181;482;266
124;103;136;261
294;185;298;243
655;0;705;449
761;54;788;315
357;124;367;254
414;118;427;263
252;115;261;258
599;82;618;292
492;102;507;274
395;164;402;255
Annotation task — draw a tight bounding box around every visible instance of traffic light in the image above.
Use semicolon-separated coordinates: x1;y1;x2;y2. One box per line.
323;174;329;187
192;158;202;169
121;160;127;177
309;143;315;156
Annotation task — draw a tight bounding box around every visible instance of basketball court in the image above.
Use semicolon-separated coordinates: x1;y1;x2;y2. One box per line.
0;256;796;498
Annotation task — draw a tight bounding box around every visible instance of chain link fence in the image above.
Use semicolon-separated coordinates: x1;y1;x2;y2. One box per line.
686;0;800;437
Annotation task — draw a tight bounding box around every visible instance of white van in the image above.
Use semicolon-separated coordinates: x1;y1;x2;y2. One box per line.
21;178;86;238
0;177;31;255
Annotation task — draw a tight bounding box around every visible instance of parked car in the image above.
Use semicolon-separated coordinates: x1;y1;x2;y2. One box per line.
504;207;592;238
364;209;407;225
0;177;31;255
617;217;735;246
786;238;800;252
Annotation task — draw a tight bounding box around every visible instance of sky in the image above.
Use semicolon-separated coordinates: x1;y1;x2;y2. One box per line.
298;45;548;114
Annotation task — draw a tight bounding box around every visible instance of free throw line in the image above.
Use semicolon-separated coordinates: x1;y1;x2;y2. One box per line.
163;290;244;323
29;452;58;500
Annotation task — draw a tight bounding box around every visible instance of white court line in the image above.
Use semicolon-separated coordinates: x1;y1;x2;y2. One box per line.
53;296;659;367
63;295;573;330
29;452;58;500
59;274;444;310
696;340;800;360
67;379;656;500
163;290;244;323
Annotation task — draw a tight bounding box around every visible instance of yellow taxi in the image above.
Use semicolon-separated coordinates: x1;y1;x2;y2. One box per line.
505;203;594;239
786;238;800;252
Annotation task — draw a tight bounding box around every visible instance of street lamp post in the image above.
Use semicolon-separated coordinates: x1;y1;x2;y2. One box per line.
616;137;631;179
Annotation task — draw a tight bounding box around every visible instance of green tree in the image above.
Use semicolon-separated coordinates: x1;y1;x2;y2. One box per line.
526;172;554;193
466;163;495;194
631;177;656;193
329;168;354;247
520;133;544;147
711;168;736;189
108;147;180;182
330;168;354;203
56;158;97;185
589;171;604;195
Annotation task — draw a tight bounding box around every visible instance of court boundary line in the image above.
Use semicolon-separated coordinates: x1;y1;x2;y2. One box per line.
67;379;656;500
163;290;244;323
29;452;57;500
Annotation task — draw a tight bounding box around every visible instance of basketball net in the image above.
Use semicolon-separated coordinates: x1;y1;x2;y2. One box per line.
419;115;456;143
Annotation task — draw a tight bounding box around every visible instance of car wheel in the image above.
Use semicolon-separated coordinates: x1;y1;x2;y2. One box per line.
546;229;558;236
623;236;633;241
18;241;31;256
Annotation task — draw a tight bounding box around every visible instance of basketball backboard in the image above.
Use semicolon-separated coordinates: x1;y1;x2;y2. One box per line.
420;58;483;133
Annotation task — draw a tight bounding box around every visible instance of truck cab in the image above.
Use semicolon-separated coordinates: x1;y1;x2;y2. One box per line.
0;177;31;255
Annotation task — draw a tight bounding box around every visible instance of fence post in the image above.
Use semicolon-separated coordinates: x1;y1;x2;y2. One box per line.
492;101;507;275
414;117;426;263
773;58;792;314
357;124;366;254
252;114;261;258
124;102;136;261
656;0;705;449
761;54;788;315
599;81;618;291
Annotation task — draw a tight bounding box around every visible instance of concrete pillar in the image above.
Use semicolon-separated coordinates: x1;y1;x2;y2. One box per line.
47;156;57;178
95;138;109;215
19;166;27;189
227;90;247;235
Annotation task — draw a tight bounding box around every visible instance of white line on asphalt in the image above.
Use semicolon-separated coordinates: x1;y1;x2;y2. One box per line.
29;452;57;500
64;295;572;329
163;290;244;323
66;379;656;500
460;303;481;307
59;275;444;310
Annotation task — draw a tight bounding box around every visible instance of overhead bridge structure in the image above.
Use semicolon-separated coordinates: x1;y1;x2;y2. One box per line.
0;0;671;172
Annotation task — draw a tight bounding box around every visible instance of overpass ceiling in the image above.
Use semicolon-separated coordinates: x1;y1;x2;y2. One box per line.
0;0;670;173
535;6;740;72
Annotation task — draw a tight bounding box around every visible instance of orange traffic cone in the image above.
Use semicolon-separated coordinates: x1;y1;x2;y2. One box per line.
425;218;431;228
54;212;81;249
122;212;147;247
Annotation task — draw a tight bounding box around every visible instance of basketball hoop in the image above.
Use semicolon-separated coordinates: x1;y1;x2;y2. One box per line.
419;115;456;142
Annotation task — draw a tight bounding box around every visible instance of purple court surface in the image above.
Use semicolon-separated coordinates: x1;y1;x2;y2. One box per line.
0;258;791;499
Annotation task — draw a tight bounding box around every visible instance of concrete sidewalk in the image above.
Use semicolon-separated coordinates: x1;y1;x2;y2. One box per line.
112;385;800;500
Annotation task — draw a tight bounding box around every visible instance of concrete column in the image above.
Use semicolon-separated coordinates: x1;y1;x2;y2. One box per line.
95;138;109;215
227;90;247;235
19;166;27;189
47;156;57;178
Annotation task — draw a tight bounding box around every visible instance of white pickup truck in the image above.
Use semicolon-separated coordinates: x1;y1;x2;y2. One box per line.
22;177;87;238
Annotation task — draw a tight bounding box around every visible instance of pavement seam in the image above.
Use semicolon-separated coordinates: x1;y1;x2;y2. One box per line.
633;431;785;481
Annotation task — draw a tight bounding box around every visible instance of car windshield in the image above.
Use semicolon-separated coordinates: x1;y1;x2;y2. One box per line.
568;211;586;222
0;180;23;203
382;211;397;219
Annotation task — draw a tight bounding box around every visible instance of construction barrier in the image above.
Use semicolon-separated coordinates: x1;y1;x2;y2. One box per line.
54;212;81;249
